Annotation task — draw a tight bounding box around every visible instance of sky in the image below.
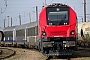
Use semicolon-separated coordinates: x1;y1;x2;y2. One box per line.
0;0;90;28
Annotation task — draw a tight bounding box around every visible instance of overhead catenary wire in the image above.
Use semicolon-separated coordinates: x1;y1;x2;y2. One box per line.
4;0;7;6
48;0;53;4
75;5;83;9
0;6;7;15
0;0;7;15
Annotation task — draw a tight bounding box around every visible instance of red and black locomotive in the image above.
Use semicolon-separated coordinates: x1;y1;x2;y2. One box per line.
38;3;77;56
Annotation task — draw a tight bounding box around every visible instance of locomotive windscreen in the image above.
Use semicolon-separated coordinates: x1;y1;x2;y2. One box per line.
46;7;69;25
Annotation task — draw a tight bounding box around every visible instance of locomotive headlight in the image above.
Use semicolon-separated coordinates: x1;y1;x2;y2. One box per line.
70;30;75;35
71;31;74;35
42;31;46;36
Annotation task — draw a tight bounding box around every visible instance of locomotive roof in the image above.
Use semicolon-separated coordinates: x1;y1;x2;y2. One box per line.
48;3;67;7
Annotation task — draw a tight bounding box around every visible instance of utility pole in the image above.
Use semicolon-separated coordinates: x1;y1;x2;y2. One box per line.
19;13;21;25
45;0;46;5
11;17;12;26
24;12;25;22
42;3;45;9
5;0;7;7
36;6;38;22
29;13;31;23
84;0;86;22
82;18;83;23
4;19;5;28
1;8;2;14
36;6;38;36
7;16;9;27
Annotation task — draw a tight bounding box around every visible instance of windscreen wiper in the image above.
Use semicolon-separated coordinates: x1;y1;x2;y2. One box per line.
57;14;66;25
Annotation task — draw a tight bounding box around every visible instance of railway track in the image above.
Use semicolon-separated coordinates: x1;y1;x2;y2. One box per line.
0;47;15;59
0;47;90;60
46;56;71;60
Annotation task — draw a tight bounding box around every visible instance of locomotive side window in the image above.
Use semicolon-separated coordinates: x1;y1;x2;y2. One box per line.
46;7;69;25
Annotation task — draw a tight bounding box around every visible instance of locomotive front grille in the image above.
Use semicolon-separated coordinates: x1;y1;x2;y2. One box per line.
50;31;67;36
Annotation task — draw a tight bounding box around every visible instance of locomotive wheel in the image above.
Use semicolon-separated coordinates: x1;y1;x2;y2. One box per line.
0;31;4;41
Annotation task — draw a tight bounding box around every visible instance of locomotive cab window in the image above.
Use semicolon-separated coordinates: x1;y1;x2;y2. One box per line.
46;7;69;25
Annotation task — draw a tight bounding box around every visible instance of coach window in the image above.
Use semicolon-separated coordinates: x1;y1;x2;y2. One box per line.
35;26;38;35
16;29;25;40
27;28;31;36
4;31;13;40
27;27;35;36
16;29;25;36
31;27;35;36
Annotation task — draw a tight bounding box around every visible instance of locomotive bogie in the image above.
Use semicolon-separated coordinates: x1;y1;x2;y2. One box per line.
39;37;76;56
